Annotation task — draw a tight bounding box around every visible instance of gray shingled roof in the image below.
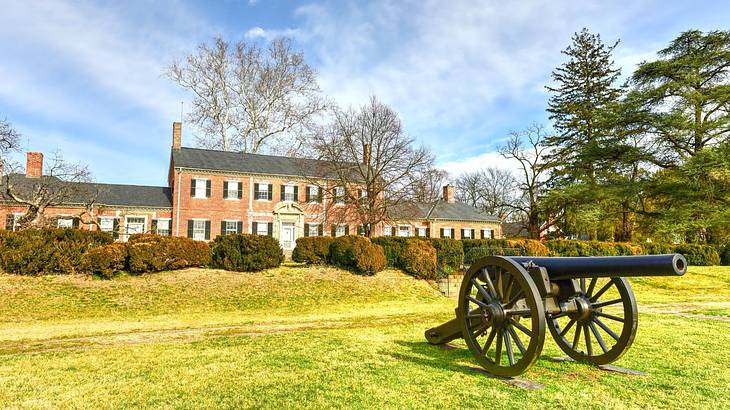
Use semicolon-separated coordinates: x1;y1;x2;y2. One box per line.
390;201;500;222
172;147;335;178
1;174;172;208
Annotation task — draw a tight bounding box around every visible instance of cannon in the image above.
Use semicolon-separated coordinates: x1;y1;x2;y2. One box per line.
425;254;687;377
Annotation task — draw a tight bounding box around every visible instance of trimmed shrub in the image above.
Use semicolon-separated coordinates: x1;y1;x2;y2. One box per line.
721;245;730;266
462;239;510;255
292;236;334;264
400;239;438;279
674;243;720;266
642;242;675;255
127;234;210;273
210;234;283;272
371;236;408;267
507;239;550;256
82;243;128;278
0;228;113;275
329;235;387;275
429;238;464;273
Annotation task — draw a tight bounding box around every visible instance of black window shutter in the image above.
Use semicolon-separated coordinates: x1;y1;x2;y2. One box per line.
358;189;363;198
294;186;299;202
190;179;196;197
205;180;211;198
252;221;258;235
317;188;323;203
391;226;396;236
491;229;495;239
238;182;243;199
426;227;430;238
471;229;475;239
152;219;158;234
223;181;228;199
304;224;310;237
72;218;80;229
451;230;455;239
5;214;13;230
187;220;193;238
254;183;259;199
305;188;310;203
440;228;444;238
268;184;273;200
205;220;211;240
318;225;323;236
331;225;336;237
113;218;120;240
358;225;364;236
221;221;226;237
236;221;242;234
481;229;485;239
267;222;273;237
281;185;286;201
460;229;464;239
345;225;350;235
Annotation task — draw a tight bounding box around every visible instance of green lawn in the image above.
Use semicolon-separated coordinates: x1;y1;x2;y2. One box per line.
0;265;728;408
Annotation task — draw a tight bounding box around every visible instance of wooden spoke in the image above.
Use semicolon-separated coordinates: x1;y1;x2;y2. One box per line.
505;290;525;309
594;317;620;341
494;329;503;366
580;278;586;293
503;275;515;303
504;330;515;366
510;318;533;337
590;321;608;353
550;311;569;319
560;318;577;337
471;322;490;338
481;269;499;301
481;327;497;356
496;270;504;299
466;309;483;319
586;277;598;297
590;281;614;302
471;279;493;302
505;309;531;317
572;323;582;350
507;325;527;355
592;298;623;309
584;324;593;356
595;311;625;323
467;295;489;309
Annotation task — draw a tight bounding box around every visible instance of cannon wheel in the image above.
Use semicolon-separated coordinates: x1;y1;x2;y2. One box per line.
547;277;638;365
458;256;545;377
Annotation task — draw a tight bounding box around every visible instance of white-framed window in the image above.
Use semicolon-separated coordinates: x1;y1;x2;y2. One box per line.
307;186;319;203
99;217;115;232
482;228;494;239
156;219;171;236
57;218;73;229
283;184;296;201
225;180;240;200
335;186;345;204
442;228;453;238
223;220;239;235
463;229;473;239
335;224;346;237
193;178;208;198
360;189;368;199
307;223;320;237
5;213;23;231
192;220;207;241
256;221;269;236
383;225;392;236
417;227;427;237
126;216;146;237
398;225;411;237
255;183;270;200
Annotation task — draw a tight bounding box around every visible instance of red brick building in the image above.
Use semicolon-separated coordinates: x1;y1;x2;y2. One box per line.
0;122;502;250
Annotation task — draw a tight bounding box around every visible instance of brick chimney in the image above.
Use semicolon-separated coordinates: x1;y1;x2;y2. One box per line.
363;143;371;165
172;122;182;149
26;152;43;178
442;184;455;203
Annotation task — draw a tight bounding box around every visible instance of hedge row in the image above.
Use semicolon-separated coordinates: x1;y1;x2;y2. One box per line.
0;229;113;275
370;237;441;279
210;234;284;272
292;236;387;275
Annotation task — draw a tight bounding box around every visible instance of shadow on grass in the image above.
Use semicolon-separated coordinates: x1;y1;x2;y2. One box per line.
387;340;478;376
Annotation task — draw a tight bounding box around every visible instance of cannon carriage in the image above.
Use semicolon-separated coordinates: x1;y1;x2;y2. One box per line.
425;254;687;377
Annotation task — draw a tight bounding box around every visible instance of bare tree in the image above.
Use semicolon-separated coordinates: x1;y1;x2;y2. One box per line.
455;167;516;220
309;97;434;237
411;167;449;203
0;118;20;157
167;37;327;154
499;123;559;239
2;151;97;228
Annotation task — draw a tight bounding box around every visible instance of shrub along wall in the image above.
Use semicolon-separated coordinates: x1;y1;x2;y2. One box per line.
429;238;464;273
329;236;387;275
0;228;113;275
292;237;334;264
127;234;210;273
400;239;438;279
210;234;283;272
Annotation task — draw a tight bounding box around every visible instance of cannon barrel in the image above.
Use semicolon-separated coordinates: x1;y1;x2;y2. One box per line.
506;253;687;280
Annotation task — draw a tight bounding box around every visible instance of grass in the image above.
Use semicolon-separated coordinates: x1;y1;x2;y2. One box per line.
0;265;729;408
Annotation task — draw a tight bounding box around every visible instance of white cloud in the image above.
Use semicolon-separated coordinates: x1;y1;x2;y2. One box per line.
439;151;522;180
245;26;300;41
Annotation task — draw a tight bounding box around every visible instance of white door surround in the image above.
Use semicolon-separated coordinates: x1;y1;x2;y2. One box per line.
280;222;295;249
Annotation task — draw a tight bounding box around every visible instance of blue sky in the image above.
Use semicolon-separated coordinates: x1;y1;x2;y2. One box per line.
1;0;728;186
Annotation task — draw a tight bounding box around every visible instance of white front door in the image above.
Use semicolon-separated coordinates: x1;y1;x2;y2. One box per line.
280;222;295;249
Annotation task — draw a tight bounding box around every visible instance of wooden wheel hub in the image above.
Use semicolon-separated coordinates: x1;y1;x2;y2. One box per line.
483;303;506;327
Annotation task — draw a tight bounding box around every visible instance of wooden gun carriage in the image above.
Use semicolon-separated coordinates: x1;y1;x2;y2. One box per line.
425;254;687;377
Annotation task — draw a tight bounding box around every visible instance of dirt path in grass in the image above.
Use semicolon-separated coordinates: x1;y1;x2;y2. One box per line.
0;311;440;355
